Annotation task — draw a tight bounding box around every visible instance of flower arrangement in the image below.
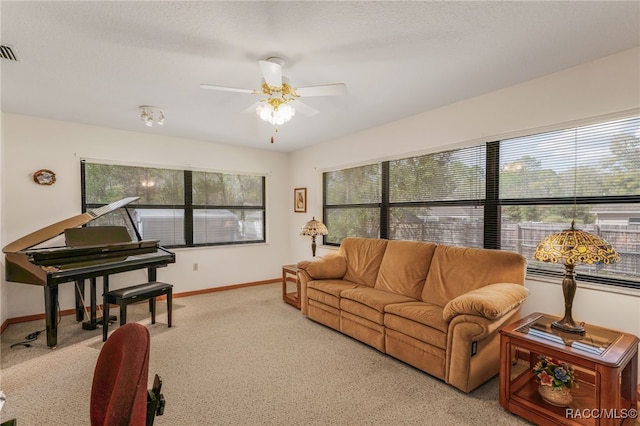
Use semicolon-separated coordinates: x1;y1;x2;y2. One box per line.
532;355;577;389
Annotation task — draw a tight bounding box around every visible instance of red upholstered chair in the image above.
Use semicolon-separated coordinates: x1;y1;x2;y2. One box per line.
91;323;150;426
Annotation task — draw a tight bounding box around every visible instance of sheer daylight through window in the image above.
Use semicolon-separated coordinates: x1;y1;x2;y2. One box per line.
323;116;640;288
500;116;640;286
82;162;266;247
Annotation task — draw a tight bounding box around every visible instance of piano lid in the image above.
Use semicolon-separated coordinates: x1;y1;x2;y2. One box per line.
2;197;141;254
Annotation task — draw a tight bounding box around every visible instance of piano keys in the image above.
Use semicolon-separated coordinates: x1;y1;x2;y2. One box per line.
2;197;175;347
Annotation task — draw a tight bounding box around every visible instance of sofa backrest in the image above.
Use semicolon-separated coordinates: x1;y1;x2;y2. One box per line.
421;245;527;307
340;237;388;287
375;240;437;299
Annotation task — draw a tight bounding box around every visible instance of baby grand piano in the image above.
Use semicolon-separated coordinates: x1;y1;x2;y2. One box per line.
3;197;175;347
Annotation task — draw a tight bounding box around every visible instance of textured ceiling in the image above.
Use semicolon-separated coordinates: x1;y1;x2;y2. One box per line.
1;1;639;152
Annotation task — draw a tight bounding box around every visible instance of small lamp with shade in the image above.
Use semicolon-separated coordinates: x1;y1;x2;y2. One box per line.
300;217;328;257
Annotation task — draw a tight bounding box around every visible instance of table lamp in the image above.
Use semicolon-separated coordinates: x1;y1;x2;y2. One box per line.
533;220;619;334
300;217;328;257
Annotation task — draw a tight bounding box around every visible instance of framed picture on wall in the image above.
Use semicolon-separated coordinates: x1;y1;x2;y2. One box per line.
294;188;307;213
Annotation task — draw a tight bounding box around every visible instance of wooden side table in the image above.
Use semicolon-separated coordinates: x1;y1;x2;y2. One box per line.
282;265;300;309
499;312;639;426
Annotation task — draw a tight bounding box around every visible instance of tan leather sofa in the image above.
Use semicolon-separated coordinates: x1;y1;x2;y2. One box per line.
297;237;528;393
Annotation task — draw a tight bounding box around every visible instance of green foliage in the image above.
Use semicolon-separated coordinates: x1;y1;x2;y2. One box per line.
325;163;381;205
500;155;557;199
85;163;183;205
500;131;639;224
85;164;264;208
390;149;485;202
325;122;639;248
193;172;262;206
325;208;380;244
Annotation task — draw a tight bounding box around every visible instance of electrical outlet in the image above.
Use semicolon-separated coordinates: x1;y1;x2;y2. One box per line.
193;263;198;271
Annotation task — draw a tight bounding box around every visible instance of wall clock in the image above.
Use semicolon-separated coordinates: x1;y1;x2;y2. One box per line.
33;169;56;185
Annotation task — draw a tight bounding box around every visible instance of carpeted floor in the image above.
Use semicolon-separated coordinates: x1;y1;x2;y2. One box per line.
0;283;532;425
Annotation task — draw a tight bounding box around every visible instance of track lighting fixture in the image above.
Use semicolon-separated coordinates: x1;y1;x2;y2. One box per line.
138;106;165;127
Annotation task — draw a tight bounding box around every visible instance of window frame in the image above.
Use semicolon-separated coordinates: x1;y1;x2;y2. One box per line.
81;161;266;248
322;117;640;290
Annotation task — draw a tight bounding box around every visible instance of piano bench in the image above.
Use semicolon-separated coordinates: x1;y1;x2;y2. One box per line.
103;281;173;340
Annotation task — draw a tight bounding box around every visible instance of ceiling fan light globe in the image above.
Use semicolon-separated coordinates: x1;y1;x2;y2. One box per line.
280;103;294;118
256;104;273;121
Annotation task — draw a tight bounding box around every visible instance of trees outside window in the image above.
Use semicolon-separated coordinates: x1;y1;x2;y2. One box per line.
83;162;266;247
324;116;640;288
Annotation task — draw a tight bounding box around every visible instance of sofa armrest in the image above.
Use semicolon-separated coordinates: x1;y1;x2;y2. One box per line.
443;283;529;323
297;253;348;316
445;309;522;392
297;253;347;280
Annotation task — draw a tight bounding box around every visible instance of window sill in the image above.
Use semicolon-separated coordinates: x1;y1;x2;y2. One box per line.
527;272;640;298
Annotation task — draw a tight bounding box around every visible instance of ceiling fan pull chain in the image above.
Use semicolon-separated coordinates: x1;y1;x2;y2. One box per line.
271;126;280;144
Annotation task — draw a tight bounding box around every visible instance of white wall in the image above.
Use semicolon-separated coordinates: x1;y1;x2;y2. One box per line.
1;115;290;320
290;48;640;340
2;48;640;348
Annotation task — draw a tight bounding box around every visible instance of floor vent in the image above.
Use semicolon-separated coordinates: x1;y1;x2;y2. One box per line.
0;45;20;61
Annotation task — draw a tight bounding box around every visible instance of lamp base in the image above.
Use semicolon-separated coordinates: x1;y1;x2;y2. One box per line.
551;263;585;335
551;319;585;334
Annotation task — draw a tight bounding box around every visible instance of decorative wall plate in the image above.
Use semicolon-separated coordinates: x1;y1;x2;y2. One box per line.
33;169;56;185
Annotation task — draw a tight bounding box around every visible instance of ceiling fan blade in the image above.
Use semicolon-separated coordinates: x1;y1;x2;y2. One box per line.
200;84;255;94
291;100;319;117
241;102;260;114
295;83;347;97
258;60;282;88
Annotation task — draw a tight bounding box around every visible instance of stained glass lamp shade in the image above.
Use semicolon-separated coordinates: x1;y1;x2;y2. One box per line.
534;220;619;333
300;217;328;257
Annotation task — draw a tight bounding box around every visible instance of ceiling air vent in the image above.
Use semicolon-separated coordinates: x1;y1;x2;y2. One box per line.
0;45;20;61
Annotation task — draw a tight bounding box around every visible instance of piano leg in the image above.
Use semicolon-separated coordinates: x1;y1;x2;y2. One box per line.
82;277;99;330
102;275;109;342
74;279;85;321
148;267;157;317
148;267;157;282
91;277;97;325
44;286;58;348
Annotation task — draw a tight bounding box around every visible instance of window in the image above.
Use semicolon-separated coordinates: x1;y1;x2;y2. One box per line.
82;161;266;247
499;117;640;286
323;116;640;288
324;146;485;246
324;163;381;244
388;146;485;246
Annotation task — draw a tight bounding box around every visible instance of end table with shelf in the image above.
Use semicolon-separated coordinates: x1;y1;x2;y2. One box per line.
282;265;300;309
499;312;638;426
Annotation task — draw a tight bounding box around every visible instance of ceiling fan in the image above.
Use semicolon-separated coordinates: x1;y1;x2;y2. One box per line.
200;57;347;143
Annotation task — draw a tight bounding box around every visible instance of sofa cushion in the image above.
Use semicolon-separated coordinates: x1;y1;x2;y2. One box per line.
422;245;527;307
442;283;530;322
308;300;341;330
341;237;388;287
384;302;448;349
341;287;416;324
385;328;446;379
307;279;360;309
340;311;386;351
374;240;437;299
